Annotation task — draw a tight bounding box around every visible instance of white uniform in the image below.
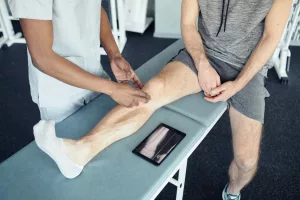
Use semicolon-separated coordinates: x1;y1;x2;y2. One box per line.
9;0;110;122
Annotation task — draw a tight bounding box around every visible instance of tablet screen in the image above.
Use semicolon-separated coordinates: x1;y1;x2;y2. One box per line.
133;124;186;165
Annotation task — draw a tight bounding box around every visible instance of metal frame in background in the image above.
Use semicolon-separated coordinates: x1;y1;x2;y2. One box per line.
101;0;127;55
0;0;25;49
290;0;300;46
0;8;8;48
272;0;300;84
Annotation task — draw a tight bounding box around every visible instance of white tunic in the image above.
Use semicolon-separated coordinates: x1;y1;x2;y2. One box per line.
9;0;110;107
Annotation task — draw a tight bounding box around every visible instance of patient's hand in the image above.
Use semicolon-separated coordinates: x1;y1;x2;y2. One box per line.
197;59;221;96
204;81;240;103
111;83;151;108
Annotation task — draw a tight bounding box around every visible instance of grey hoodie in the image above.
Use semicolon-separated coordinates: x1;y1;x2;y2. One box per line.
198;0;275;76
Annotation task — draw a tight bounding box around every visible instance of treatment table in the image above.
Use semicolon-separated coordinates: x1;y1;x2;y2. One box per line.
0;40;227;200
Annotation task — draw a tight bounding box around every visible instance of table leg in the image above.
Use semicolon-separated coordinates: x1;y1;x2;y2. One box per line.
176;159;188;200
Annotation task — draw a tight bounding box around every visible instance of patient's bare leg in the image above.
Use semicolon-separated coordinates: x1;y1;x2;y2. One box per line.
34;62;201;178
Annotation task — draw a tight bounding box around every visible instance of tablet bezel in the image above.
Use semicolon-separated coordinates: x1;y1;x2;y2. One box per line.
132;123;186;166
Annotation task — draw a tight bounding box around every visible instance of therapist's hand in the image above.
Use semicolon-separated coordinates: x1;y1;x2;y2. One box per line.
111;82;151;108
111;56;144;89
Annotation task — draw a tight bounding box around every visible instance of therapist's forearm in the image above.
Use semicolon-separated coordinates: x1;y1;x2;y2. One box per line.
182;24;207;70
34;52;116;95
100;7;120;60
235;35;280;89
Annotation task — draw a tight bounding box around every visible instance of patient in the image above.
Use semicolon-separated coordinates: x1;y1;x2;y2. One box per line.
34;60;201;178
34;1;291;199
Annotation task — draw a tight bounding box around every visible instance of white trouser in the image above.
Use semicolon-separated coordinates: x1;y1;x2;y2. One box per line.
39;91;101;123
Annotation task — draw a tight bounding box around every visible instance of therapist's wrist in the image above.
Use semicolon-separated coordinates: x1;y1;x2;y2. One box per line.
108;50;121;61
101;80;117;96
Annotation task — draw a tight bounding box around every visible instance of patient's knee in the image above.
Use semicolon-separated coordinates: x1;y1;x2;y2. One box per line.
143;75;165;100
234;156;258;173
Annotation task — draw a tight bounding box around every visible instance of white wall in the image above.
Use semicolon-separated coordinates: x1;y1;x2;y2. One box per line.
154;0;181;38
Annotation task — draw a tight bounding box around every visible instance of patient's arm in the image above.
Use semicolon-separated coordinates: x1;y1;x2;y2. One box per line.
34;61;201;178
181;0;206;69
181;0;221;96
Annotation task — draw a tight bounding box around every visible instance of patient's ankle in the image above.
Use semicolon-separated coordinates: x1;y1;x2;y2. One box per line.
227;183;241;195
63;139;91;167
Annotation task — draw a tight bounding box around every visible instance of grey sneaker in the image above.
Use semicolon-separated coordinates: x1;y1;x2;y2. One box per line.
222;184;241;200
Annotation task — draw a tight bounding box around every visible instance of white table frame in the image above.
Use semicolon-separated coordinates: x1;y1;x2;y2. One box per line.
149;107;227;200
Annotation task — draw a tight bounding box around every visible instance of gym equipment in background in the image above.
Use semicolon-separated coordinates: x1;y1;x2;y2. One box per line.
0;5;8;49
124;0;154;33
271;0;300;84
0;0;25;50
101;0;127;55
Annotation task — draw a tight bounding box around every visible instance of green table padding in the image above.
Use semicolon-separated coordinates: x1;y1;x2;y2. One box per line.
0;40;227;200
166;93;227;127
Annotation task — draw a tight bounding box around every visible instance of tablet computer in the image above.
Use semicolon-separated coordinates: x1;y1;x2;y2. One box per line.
132;124;186;166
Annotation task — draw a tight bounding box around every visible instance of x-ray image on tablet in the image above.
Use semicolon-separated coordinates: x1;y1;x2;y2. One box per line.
133;124;186;166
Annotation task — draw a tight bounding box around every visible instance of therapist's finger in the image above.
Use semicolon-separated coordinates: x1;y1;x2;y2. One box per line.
115;73;128;83
118;79;128;84
125;70;132;81
134;95;150;104
130;72;144;89
134;89;151;100
132;100;139;107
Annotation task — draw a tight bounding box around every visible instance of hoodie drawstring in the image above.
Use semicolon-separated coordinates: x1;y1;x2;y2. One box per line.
216;0;231;37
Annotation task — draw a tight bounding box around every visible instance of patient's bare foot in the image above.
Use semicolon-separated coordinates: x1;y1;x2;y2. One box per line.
33;120;83;179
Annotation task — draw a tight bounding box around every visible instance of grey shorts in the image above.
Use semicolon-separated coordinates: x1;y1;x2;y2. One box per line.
170;49;270;124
